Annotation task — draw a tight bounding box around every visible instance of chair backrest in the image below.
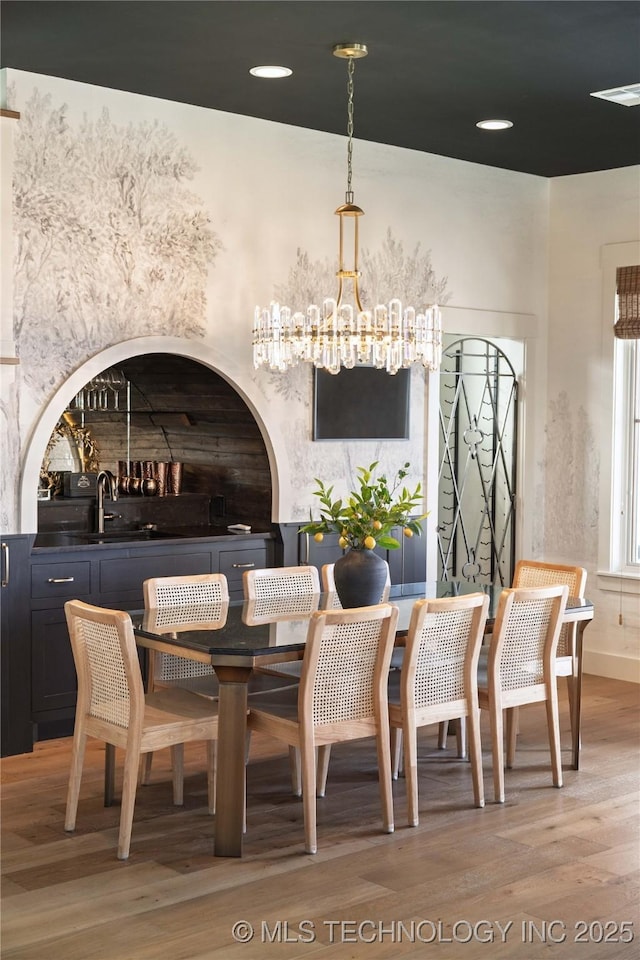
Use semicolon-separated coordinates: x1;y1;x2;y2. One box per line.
512;560;586;657
299;603;399;729
65;600;143;732
321;561;391;609
144;573;229;608
489;585;569;693
403;593;489;711
243;565;320;618
143;575;229;683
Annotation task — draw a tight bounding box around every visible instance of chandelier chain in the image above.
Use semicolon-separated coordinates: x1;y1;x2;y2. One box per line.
346;56;355;205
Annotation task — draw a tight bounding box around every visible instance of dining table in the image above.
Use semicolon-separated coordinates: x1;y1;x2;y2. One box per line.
127;579;594;857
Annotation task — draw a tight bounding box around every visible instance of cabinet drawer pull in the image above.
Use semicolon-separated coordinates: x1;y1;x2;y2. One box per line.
47;576;75;583
232;562;255;569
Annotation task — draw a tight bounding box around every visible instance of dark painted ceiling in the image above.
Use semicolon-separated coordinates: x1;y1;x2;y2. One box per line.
2;1;639;177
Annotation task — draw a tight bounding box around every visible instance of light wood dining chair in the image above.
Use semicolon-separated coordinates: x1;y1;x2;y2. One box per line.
320;561;398;783
477;584;568;803
243;565;320;681
388;593;489;825
243;565;321;619
142;573;296;797
321;561;391;608
144;573;229;694
511;559;586;756
243;565;322;794
248;603;399;854
141;574;228;794
64;600;219;860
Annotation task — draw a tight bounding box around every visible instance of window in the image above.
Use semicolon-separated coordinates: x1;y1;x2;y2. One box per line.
613;337;640;571
610;262;640;575
598;243;640;586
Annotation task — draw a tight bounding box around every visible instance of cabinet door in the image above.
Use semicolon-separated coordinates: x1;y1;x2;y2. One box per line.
98;551;214;604
296;526;427;584
1;536;32;756
300;531;344;571
394;528;427;584
31;608;78;714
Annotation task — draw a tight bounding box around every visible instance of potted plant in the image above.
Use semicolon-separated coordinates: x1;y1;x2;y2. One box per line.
300;461;426;606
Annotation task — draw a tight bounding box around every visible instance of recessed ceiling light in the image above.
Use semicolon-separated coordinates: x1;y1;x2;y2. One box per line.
249;65;293;79
476;119;514;131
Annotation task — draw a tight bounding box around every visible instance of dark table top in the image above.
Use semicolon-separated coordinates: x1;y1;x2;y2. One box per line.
132;581;594;665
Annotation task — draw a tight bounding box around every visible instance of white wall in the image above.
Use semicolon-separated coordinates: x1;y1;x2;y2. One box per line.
1;68;548;541
1;69;637;680
546;170;640;681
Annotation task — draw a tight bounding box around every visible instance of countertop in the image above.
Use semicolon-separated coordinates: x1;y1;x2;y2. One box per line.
31;521;276;551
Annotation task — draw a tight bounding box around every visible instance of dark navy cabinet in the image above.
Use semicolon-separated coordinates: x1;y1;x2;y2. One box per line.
1;535;32;756
0;532;276;755
278;522;427;584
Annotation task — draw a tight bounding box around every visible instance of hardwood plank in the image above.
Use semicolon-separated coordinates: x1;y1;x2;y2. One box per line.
1;675;638;959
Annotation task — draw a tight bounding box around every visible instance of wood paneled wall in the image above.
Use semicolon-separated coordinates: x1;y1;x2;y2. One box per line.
78;355;272;524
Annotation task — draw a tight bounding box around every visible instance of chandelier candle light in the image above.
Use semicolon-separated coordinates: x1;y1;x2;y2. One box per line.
253;42;443;375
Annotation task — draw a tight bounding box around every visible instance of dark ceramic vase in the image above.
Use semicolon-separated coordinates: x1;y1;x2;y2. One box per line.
333;548;389;608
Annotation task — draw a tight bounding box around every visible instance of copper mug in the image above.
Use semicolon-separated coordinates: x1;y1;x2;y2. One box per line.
169;462;183;496
154;461;169;497
117;460;129;495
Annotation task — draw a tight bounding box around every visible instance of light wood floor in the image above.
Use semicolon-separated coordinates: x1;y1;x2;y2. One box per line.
2;674;639;960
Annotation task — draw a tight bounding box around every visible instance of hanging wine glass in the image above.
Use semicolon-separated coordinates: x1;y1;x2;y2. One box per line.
108;368;127;410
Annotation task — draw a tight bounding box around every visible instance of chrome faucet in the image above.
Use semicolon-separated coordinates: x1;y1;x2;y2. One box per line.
96;470;118;534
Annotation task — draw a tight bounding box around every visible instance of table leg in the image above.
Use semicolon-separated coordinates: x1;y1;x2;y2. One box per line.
104;743;115;806
571;620;589;771
212;665;252;857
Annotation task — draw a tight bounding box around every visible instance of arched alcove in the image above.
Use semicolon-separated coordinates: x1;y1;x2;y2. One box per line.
20;337;289;533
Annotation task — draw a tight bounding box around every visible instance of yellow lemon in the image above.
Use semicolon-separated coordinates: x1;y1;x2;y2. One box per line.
313;532;324;542
339;536;348;549
403;527;414;538
372;520;382;530
364;535;376;550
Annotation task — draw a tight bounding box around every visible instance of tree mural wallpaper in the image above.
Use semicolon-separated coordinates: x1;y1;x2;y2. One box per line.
4;77;450;530
12;88;222;395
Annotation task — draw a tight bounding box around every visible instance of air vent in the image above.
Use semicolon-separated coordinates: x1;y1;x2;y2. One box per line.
590;83;640;107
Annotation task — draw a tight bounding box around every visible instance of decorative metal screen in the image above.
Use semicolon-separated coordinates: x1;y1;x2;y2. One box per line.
437;338;518;586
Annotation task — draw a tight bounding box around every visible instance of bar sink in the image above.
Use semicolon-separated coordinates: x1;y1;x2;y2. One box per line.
34;529;184;547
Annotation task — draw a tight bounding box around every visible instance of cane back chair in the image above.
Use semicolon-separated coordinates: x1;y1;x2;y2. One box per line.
248;603;399;854
64;600;218;859
477;584;569;803
388;593;489;825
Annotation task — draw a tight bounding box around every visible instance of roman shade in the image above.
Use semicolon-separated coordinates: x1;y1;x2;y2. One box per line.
614;266;640;339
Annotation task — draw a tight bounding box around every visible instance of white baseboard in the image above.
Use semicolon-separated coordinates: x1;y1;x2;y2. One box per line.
583;650;640;684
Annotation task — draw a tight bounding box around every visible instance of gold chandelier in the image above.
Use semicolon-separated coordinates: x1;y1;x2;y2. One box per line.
253;43;443;375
